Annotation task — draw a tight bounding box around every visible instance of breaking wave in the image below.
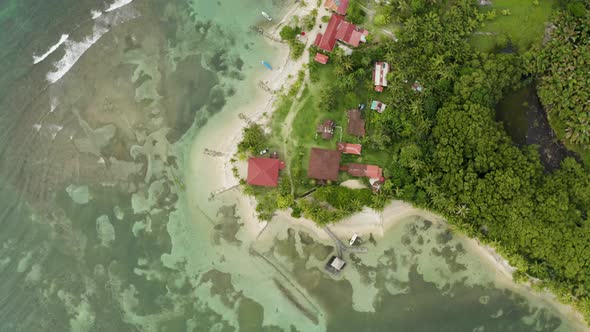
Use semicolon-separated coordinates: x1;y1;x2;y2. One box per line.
46;5;138;84
91;10;103;19
46;25;109;83
32;34;69;64
105;0;135;12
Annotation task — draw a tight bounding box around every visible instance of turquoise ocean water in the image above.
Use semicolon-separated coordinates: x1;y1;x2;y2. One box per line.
0;0;586;331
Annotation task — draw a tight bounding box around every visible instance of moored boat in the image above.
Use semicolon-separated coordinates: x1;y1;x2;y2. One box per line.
261;11;272;21
349;233;358;246
261;60;272;70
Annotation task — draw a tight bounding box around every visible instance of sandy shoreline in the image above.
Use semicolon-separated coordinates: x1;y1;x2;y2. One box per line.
186;2;589;329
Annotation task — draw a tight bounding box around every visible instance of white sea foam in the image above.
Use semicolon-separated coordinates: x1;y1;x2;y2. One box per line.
46;25;109;83
32;34;69;64
46;4;138;84
50;97;58;113
91;10;103;19
105;0;135;12
47;124;64;140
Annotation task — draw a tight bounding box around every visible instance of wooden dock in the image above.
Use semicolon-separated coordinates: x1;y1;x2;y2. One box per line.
209;184;239;200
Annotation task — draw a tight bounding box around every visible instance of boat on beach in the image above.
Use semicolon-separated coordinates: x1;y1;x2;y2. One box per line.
349;233;358;246
261;11;272;21
261;60;272;70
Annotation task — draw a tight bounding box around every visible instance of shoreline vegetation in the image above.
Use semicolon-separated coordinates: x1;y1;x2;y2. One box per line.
216;0;590;328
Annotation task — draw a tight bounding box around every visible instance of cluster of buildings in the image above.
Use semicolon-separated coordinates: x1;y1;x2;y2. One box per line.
244;1;399;192
246;104;384;191
313;0;369;64
307;107;384;191
245;58;394;190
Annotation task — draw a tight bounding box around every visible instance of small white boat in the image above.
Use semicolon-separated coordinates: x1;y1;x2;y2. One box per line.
261;11;272;21
349;233;358;246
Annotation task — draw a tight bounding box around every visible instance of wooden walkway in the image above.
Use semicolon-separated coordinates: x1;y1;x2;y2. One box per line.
209;184;239;200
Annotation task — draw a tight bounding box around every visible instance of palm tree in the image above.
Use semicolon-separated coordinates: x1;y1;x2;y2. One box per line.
410;99;422;116
403;17;419;40
455;204;470;218
529;261;546;277
341;58;353;72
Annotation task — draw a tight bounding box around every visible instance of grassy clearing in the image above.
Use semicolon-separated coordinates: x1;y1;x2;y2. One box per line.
471;0;555;52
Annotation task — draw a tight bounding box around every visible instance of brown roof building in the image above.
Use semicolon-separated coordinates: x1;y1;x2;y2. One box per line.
317;119;335;140
308;148;341;181
347;109;365;137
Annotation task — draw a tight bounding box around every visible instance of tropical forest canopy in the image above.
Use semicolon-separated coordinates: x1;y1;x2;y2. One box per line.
529;4;590;153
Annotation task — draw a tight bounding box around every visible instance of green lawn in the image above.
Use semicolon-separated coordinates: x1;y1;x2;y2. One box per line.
471;0;555;52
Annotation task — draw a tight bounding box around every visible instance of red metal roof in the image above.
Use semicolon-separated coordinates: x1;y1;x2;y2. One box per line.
314;14;367;52
313;33;323;47
247;157;280;187
342;163;383;179
314;52;329;64
337;142;362;155
314;14;344;52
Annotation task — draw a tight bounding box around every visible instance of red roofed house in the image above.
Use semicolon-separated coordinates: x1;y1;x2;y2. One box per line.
314;52;329;64
308;148;342;182
373;62;389;92
337;142;362;155
314;14;368;53
247;157;285;187
340;163;383;180
324;0;349;16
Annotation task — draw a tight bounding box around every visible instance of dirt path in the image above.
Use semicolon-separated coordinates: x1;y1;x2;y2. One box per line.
274;9;325;195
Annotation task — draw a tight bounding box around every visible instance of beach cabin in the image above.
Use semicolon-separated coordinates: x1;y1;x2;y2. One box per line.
314;52;329;64
247;157;285;187
324;0;349;16
308;148;342;182
317;119;336;140
340;163;383;180
326;255;346;273
373;62;389;92
313;14;368;53
337;142;362;155
371;100;387;113
347;109;365;137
